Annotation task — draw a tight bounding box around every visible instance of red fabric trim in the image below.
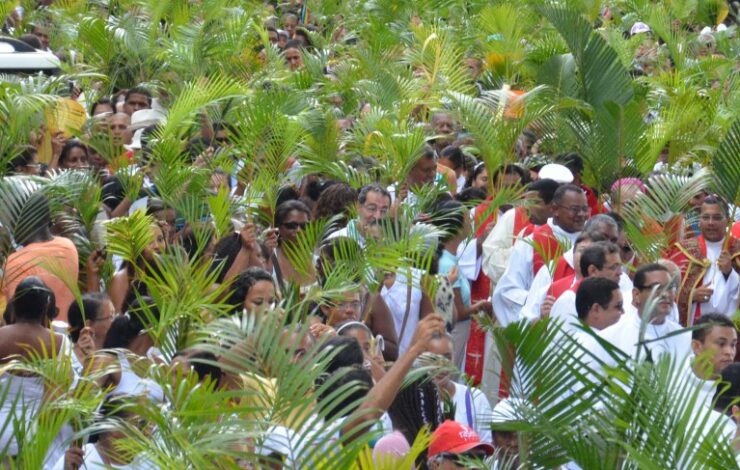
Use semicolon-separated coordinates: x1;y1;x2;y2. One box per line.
532;225;559;275
549;274;577;300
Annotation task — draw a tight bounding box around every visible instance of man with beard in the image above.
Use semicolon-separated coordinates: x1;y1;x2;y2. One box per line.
328;184;391;247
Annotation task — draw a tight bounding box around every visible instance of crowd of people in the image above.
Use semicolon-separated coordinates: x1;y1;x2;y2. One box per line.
0;0;739;468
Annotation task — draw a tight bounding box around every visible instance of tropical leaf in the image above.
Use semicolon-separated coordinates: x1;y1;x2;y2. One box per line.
711;119;740;208
103;209;154;263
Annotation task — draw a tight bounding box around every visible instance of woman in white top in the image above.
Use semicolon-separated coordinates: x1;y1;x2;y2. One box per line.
0;277;73;460
90;297;164;403
66;294;116;376
55;399;156;470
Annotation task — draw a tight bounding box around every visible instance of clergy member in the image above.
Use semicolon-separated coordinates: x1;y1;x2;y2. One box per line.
670;196;740;326
492;184;588;326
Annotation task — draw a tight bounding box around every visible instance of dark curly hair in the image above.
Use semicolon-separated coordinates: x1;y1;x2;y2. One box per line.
224;267;274;314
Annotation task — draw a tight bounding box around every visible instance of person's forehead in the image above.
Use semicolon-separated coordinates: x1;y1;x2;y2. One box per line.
365;191;390;205
561;190;586;203
609;289;622;303
432;113;453;124
285;210;308;220
644;270;668;284
701;203;724;215
575;240;592;252
340;290;361;300
606;252;621;263
127;93;148;102
705;325;738;340
110;115;130;125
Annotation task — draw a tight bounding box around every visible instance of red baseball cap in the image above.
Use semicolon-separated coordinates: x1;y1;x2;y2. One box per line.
428;420;494;458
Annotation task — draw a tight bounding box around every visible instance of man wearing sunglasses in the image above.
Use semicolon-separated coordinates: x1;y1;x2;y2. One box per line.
601;263;690;362
427;420;494;470
670;196;740;326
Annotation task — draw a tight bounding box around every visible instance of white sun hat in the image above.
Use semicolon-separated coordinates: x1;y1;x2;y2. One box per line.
129;109;166;150
630;22;651;36
538;163;574;184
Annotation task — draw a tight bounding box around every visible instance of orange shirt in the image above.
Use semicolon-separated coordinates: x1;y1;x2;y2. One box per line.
2;237;79;323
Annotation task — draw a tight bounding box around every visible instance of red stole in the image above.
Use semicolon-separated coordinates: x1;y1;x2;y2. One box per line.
581;184;601;216
549;274;579;300
465;207;532;386
474;197;497;238
670;235;709;325
531;224;563;276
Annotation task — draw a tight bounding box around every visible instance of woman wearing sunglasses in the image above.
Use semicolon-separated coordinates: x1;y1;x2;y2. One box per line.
271;200;314;297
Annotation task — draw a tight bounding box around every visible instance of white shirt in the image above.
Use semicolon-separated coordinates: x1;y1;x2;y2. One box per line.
381;269;423;355
674;355;718;411
521;250;575;322
492;219;580;326
456;238;481;282
600;306;691;364
549;290;579;335
326;224;366;248
540;273;633;326
481;207;520;283
51;443;156;469
693;238;740;318
452;382;493;444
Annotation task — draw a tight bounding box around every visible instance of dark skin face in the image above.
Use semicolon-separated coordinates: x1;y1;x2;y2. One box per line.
17;152;41;176
123;93;151;116
407;157;437;187
61;146;89;169
526;192;551;226
278;210;309;244
551;190;589;233
285;47;303;70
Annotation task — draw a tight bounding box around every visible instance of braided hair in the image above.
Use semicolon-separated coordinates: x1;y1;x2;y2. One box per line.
387;375;444;466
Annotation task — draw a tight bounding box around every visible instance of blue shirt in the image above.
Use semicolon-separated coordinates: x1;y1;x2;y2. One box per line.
439;249;471;307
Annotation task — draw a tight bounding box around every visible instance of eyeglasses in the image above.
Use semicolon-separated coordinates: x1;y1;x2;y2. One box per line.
361;204;389;216
636;283;676;294
91;314;115;323
281;222;307;230
335;301;362;311
558;204;590;215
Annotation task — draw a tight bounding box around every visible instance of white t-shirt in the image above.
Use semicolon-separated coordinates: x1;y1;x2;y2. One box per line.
381;269;423;355
452;382;493;444
51;443;156;470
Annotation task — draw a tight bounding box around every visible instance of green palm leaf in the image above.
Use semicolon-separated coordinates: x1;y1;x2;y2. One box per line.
711;118;740;208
